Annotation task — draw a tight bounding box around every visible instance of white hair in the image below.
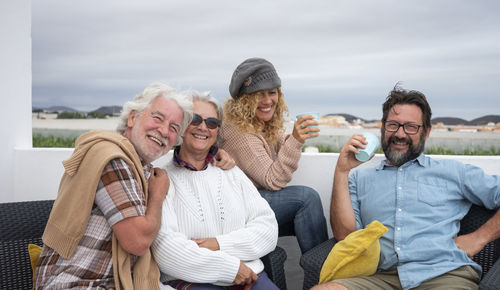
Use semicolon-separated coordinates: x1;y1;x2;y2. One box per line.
186;89;222;120
117;82;193;146
183;89;223;145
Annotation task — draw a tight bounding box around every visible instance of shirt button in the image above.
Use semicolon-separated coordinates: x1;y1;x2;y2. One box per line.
399;168;403;171
396;247;401;251
398;186;402;190
398;208;402;212
397;227;401;231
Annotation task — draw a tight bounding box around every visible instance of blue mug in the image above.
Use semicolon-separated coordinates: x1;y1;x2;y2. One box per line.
355;132;380;162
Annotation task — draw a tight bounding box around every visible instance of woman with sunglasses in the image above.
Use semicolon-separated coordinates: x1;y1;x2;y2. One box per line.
220;58;328;256
152;90;279;289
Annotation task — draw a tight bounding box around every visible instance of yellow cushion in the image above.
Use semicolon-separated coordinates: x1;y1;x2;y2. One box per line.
319;220;388;283
28;244;42;285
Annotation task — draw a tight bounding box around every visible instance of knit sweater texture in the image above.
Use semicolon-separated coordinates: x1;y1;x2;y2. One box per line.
42;130;160;290
219;122;303;190
152;162;278;286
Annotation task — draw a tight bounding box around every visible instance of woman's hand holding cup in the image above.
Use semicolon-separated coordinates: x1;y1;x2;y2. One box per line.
293;112;320;143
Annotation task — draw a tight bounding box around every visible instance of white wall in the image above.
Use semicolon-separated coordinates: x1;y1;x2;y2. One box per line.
14;148;72;201
12;149;500;224
0;0;32;202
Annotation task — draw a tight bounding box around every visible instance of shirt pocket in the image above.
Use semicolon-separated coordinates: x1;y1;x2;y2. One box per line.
417;177;449;206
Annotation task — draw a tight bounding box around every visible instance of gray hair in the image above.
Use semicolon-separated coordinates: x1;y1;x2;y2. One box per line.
184;90;223;145
187;90;223;120
117;82;193;146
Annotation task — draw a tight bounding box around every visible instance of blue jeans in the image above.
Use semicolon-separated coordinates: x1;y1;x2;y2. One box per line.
259;185;328;253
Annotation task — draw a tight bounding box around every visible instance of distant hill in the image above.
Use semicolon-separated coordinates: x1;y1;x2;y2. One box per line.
45;106;80;113
431;117;468;126
432;115;500;126
321;113;500;126
324;113;368;123
94;106;122;116
470;115;500;125
33;105;122;116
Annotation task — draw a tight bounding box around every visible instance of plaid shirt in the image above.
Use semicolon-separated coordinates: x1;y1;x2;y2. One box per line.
35;158;152;289
172;145;218;171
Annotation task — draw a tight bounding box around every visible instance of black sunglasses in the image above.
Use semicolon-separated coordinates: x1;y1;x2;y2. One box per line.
191;113;220;129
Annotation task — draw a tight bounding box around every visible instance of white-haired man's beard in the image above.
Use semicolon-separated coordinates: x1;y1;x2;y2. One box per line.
131;128;171;163
382;131;426;167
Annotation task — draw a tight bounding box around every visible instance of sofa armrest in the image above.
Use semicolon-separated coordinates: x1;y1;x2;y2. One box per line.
480;257;500;290
262;246;288;290
0;200;54;290
300;238;337;289
0;238;43;289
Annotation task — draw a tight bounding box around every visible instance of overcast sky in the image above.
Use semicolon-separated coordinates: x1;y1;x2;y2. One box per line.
32;0;500;120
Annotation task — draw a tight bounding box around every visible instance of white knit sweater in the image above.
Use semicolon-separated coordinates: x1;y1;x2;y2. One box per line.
152;161;278;286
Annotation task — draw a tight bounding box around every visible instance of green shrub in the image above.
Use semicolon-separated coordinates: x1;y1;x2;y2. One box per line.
426;146;500;155
425;147;456;155
302;143;500;155
33;135;76;148
57;111;86;119
87;111;108;119
302;144;336;152
315;144;335;153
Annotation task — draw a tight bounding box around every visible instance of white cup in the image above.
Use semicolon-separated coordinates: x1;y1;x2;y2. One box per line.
355;132;380;162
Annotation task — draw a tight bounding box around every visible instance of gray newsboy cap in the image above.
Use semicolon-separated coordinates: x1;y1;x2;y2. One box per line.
229;57;281;99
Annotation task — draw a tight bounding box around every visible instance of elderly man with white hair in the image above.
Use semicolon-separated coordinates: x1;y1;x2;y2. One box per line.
34;83;234;290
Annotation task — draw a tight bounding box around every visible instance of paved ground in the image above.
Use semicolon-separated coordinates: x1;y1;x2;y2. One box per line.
277;236;304;290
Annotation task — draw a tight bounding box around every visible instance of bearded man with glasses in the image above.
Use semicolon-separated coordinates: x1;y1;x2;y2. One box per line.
314;85;500;290
381;120;425;167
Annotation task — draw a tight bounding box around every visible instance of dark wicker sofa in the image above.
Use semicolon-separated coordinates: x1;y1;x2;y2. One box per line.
0;200;288;290
300;204;500;290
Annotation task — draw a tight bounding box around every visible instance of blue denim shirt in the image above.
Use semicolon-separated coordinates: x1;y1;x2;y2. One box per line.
349;154;500;289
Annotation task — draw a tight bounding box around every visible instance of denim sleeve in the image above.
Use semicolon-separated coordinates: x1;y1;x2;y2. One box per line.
460;163;500;210
349;170;363;230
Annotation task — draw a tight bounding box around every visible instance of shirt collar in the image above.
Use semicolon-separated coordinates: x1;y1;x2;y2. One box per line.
376;152;427;170
141;159;153;179
173;145;219;171
415;153;427;167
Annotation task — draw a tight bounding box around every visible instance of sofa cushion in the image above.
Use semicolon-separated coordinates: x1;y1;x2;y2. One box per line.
319;220;388;283
29;243;42;284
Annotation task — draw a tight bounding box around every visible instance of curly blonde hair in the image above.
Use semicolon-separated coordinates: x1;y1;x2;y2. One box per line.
223;87;289;146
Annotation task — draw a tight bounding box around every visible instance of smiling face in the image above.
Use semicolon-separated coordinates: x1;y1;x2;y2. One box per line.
255;88;279;122
181;100;219;155
125;96;183;164
381;104;431;166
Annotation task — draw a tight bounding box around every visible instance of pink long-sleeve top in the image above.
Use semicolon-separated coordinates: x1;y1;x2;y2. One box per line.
220;122;303;191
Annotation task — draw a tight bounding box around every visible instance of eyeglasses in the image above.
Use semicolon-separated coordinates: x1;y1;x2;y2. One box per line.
191;113;220;129
384;121;422;135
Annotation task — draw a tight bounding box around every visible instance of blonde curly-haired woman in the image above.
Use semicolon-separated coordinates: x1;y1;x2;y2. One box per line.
220;57;328;255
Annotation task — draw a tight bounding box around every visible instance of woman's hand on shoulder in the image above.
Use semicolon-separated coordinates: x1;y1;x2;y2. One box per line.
292;115;320;143
212;149;236;170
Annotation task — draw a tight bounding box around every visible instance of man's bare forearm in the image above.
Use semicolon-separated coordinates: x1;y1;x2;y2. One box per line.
330;169;357;240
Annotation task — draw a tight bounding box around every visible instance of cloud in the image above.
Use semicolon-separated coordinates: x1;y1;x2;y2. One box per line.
32;0;500;119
